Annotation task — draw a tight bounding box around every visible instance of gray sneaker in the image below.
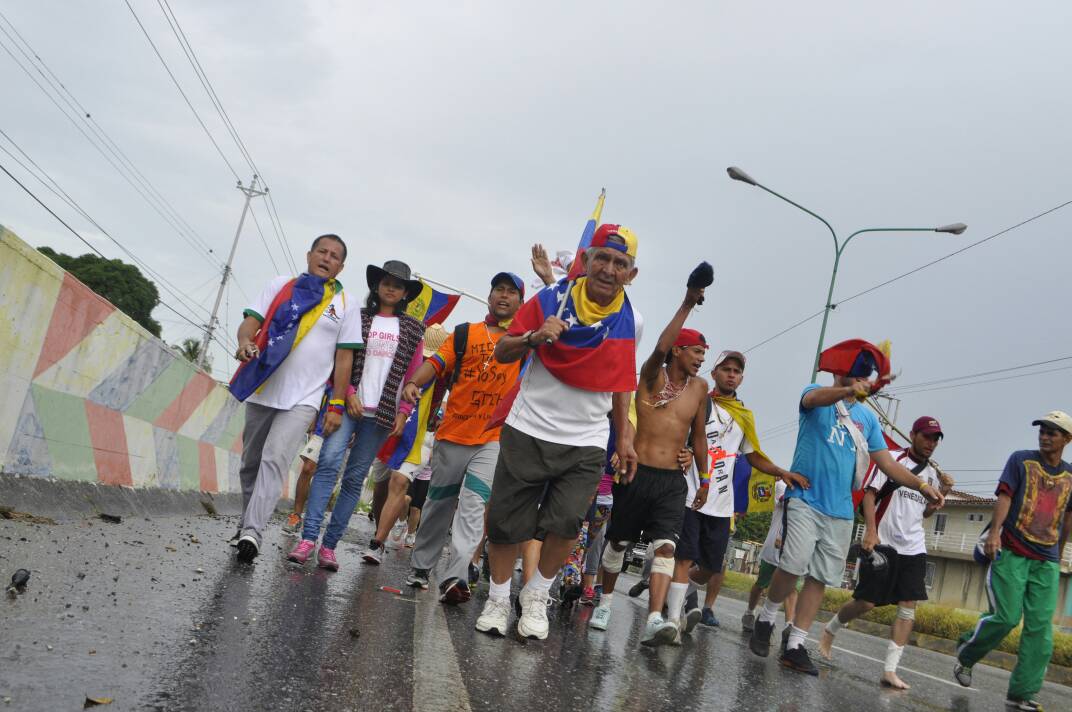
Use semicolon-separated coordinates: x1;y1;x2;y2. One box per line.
589;605;612;631
741;611;756;632
683;607;702;635
953;662;973;687
640;617;678;647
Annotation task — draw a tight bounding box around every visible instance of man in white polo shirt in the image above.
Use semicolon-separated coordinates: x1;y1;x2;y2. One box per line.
819;416;949;688
229;234;362;563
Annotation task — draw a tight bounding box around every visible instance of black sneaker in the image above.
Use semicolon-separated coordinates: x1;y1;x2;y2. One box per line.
684;590;699;612
227;528;242;547
439;577;472;604
780;645;819;676
749;619;774;657
236;534;259;563
407;568;430;590
468;563;481;586
628;579;649;598
781;624;792;653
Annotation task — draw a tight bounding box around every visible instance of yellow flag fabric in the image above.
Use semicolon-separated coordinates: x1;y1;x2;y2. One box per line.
295;280;339;348
403;385;435;467
571;277;625;325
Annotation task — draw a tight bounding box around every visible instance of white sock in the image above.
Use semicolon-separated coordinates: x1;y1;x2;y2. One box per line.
684;579;698;599
884;642;905;673
758;598;780;624
787;624;807;651
647;611;663;624
749;605;759;617
667;582;688;621
596;591;614;610
825;615;844;637
489;578;511;601
524;569;556;595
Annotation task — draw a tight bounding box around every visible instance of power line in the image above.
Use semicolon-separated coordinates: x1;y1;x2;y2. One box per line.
123;0;241;181
0;21;222;269
892;363;1072;396
247;202;280;273
889;355;1072;392
153;0;298;274
741;198;1072;355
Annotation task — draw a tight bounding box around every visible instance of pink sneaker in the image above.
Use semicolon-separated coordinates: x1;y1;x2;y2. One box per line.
317;546;339;571
287;539;316;564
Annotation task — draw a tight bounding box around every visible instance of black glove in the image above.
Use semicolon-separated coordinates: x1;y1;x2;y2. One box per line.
687;261;714;304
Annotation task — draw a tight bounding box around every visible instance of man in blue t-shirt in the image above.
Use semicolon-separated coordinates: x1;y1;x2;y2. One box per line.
748;339;944;676
955;411;1072;710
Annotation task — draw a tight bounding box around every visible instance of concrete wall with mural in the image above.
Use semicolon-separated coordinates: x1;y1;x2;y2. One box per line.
0;225;244;494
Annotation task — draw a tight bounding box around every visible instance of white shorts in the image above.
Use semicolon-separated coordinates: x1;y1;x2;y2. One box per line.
299;434;324;464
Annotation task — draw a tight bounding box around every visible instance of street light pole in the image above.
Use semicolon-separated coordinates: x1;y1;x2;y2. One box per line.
726;167;966;383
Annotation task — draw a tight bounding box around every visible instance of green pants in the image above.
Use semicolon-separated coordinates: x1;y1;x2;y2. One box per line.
956;550;1059;700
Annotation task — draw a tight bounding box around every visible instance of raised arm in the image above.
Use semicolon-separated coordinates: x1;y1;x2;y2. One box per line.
639;286;704;386
531;244;555;287
801;380;871;409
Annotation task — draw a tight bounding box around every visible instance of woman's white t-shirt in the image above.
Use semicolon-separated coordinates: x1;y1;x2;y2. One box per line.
360;315;399;415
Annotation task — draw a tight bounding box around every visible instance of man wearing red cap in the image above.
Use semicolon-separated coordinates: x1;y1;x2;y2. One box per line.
748;339;944;676
590;280;710;647
820;415;950;689
476;226;641;641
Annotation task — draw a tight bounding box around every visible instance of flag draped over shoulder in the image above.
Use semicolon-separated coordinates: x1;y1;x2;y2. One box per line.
710;393;775;514
407;280;461;326
229;274;334;402
566;189;606;280
509;277;637;392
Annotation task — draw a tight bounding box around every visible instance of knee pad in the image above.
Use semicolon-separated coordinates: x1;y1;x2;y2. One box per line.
650;555;675;578
896;605;916;621
601;542;627;573
651;538;677;556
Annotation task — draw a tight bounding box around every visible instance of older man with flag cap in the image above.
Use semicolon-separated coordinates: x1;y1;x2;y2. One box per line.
475;223;642;641
229;234;361;562
749;338;944;676
399;271;526;601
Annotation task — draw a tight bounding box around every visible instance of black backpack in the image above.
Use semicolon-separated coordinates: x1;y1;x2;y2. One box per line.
448;322;470;388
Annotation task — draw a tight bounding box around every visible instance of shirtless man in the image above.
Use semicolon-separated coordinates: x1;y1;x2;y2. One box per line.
590;282;709;647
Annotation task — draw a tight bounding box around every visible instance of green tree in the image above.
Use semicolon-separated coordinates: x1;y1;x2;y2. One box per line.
733;511;773;543
176;337;211;370
38;247;162;336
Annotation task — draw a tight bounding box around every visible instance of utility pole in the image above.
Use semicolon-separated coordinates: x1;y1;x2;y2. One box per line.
199;175;266;369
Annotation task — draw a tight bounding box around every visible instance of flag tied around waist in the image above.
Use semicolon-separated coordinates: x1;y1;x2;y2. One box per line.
508;277;637;393
229;273;334;402
406;280;460;326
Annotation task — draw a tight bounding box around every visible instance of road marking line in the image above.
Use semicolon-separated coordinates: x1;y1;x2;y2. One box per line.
414;597;473;711
809;637;977;691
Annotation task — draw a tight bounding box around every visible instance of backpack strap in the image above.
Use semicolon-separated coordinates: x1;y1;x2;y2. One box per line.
450;322;470;388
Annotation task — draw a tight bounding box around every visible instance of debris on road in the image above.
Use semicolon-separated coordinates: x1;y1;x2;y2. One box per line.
83;696;113;708
98;513;122;524
6;568;30;597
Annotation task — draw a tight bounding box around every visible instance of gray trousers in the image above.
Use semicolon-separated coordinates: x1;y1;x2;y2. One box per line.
239;401;316;545
410;439;499;584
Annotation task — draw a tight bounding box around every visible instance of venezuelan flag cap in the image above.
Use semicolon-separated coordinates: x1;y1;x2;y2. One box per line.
592;224;638;259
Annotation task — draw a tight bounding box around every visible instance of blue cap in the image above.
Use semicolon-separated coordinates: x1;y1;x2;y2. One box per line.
491;272;525;298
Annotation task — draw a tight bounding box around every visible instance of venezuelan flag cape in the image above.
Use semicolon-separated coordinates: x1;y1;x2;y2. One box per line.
566;189;606;280
733;456;776;514
229;274;334;402
407;280;461;326
507;277;637;393
382;382;434;470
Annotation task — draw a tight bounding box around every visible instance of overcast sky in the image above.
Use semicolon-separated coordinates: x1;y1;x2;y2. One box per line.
3;1;1070;497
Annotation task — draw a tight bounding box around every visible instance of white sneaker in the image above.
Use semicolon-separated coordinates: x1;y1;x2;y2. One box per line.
475;597;511;636
517;587;550;640
404;532;416;548
589;605;612;631
640;616;678;647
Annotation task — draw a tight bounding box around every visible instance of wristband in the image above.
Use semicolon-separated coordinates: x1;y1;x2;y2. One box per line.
521;330;535;348
328;398;345;406
327;404;344;415
698;472;711;487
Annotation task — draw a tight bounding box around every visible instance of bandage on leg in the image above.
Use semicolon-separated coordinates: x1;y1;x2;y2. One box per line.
601;542;628;573
650;555;675;578
896;606;916;621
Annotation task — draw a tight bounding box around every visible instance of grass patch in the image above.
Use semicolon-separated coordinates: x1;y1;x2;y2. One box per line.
729;571;1072;667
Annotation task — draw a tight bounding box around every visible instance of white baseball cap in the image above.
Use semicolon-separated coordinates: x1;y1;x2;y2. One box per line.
1032;410;1072;435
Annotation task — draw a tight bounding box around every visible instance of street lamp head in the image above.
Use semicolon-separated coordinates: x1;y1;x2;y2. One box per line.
726;166;757;186
935;222;967;235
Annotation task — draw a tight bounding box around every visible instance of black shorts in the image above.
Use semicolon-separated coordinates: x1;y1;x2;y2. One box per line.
675;510;731;572
485;425;605;545
605;464;688;545
407;478;429;511
852;545;929;606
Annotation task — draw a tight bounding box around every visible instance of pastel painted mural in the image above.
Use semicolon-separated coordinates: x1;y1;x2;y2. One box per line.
0;225;246;494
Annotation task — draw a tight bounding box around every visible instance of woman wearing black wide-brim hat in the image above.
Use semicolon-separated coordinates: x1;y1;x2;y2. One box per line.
290;258;426;571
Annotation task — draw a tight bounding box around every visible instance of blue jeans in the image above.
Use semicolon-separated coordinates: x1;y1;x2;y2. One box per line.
302;414;390;550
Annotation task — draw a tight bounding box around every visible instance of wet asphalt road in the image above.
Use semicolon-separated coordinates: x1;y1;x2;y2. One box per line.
1;512;1067;712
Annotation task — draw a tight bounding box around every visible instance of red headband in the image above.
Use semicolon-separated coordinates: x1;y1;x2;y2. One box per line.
674;328;709;350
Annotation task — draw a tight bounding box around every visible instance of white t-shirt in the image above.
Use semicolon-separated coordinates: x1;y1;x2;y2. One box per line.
245;275;361;411
685;401;754;518
360;315;400;415
760;480;789;565
506;312;643;449
867;449;938;556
